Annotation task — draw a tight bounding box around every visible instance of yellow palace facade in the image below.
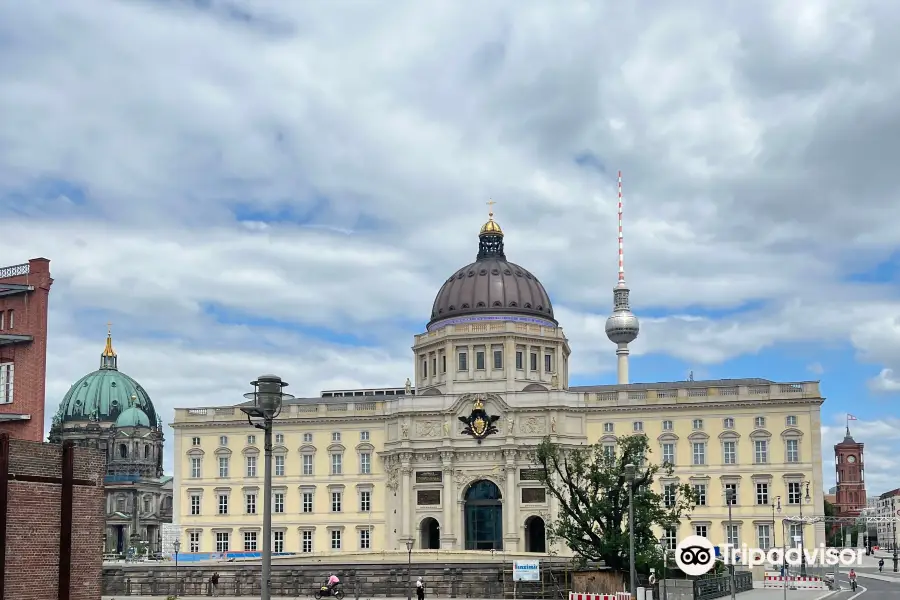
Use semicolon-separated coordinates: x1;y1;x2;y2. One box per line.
171;214;827;559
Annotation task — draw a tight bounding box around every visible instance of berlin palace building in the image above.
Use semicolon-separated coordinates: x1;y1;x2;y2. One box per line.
172;193;827;560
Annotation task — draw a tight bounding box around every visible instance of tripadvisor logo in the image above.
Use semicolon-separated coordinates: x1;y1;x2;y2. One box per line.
674;535;862;576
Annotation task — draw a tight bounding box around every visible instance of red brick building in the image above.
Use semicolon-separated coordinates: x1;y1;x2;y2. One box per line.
0;258;53;442
0;434;105;600
834;426;866;517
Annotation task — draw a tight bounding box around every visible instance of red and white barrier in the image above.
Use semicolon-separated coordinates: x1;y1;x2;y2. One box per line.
762;575;826;590
569;592;632;600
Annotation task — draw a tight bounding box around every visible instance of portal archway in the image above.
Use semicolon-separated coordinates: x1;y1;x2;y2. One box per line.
464;480;503;550
420;517;441;549
524;516;546;553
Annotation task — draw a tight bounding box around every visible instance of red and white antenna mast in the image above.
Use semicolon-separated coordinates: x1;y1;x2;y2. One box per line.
617;170;625;287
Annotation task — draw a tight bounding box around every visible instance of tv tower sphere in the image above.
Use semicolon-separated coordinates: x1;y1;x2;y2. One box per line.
605;305;640;344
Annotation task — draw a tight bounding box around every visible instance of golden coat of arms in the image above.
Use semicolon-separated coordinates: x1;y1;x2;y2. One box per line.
458;395;500;443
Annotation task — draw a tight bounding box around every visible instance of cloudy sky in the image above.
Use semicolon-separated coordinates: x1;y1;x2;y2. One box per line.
1;1;898;494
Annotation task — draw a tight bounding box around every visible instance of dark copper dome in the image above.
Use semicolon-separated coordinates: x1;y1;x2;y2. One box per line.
427;215;556;329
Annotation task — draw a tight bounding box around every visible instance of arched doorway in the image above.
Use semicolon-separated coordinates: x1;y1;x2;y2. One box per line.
464;480;503;550
524;516;546;553
420;517;441;549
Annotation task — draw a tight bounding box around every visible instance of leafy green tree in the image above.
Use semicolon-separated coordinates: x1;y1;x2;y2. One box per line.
531;434;696;572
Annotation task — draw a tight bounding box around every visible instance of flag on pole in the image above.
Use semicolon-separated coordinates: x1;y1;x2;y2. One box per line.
847;414;858;421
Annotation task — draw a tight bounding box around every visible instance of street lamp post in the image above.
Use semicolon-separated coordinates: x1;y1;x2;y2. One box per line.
241;374;293;600
798;482;811;577
893;519;898;572
406;539;414;600
658;537;668;600
773;497;782;549
173;539;181;598
725;488;736;600
624;464;637;598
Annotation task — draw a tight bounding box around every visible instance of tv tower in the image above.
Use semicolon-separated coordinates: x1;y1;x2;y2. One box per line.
604;170;640;384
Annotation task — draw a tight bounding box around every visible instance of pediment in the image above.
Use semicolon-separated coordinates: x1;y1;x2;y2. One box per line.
420;387;443;396
298;444;317;454
186;448;205;457
749;428;772;439
780;427;804;439
449;392;509;417
522;383;548;392
356;442;375;452
328;443;346;452
242;445;260;456
687;431;710;441
599;434;617;444
657;433;679;442
213;447;232;456
718;430;741;440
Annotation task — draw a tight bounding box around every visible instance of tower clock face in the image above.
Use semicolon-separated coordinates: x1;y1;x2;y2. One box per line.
847;455;856;463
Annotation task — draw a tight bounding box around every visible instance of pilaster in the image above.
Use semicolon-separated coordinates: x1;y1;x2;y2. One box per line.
440;451;456;549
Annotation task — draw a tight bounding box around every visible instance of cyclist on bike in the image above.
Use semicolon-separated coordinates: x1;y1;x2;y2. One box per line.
327;574;341;591
879;558;885;572
848;568;857;590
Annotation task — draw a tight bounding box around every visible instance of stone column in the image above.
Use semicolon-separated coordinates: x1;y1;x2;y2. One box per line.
441;452;456;549
400;454;413;542
504;450;519;551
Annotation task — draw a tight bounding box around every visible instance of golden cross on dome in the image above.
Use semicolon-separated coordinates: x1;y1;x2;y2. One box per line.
107;321;112;335
486;198;496;219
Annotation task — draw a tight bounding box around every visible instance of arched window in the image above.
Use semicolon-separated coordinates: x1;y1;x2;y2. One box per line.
144;445;150;459
119;444;128;458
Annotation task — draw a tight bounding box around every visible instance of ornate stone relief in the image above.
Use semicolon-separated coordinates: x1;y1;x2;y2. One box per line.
416;420;440;438
506;415;515;434
519;416;547;435
383;456;399;491
454;469;504;490
400;419;410;439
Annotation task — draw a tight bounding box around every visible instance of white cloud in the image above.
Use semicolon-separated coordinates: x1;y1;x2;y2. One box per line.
1;1;900;474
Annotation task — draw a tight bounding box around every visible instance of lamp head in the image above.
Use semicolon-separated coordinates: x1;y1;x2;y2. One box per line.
406;539;414;552
804;482;811;502
174;539;181;552
624;463;635;482
776;496;782;512
243;374;294;419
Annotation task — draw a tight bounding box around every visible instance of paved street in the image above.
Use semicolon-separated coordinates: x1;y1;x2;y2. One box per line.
99;591;844;600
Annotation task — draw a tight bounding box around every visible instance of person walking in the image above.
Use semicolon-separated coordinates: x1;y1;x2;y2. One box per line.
210;571;220;597
416;576;425;600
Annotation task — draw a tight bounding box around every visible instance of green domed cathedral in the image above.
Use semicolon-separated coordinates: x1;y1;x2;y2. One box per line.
49;330;173;556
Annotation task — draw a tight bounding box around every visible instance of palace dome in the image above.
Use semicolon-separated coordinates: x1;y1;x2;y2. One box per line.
54;331;158;426
115;406;151;428
428;212;556;330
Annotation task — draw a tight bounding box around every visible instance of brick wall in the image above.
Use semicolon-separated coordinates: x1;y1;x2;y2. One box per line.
3;437;105;600
0;258;53;442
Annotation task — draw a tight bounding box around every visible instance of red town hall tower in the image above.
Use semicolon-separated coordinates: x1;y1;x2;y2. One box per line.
834;426;866;517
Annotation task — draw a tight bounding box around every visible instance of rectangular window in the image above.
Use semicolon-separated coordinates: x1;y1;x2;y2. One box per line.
331;529;342;550
726;525;739;546
725;484;738;504
275;433;284;444
190;494;201;515
0;363;14;405
245;493;257;514
331;491;342;512
754;440;768;464
692;419;703;430
189;531;201;553
331;453;343;475
475;351;485;370
664;484;677;507
432;357;436;376
275;455;285;476
302;454;313;475
604;422;614;433
788;523;803;544
723;418;734;429
788;482;801;504
360;490;371;512
332;432;341;442
217;495;228;515
695;525;708;538
544;354;552;372
530;352;538;371
274;492;284;513
493;350;503;369
6;310;11;329
246;456;257;477
662;443;675;465
218;457;229;478
755;417;766;428
191;457;202;478
757;524;772;550
421;359;427;378
0;311;4;329
219;436;228;446
756;483;769;506
662;526;677;550
247;434;256;445
441;355;447;372
662;420;673;431
244;531;257;551
458;351;467;371
273;531;285;553
302;530;313;553
693;484;707;506
723;441;737;464
303;433;313;443
360;453;371;474
786;415;798;426
360;430;370;441
633;421;643;432
215;532;229;552
192;436;201;446
515;351;523;369
603;445;615;458
692;442;706;465
359;528;371;550
302;492;313;513
786;439;799;463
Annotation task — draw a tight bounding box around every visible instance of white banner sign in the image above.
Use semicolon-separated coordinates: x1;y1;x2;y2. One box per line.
513;560;540;582
160;523;181;554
